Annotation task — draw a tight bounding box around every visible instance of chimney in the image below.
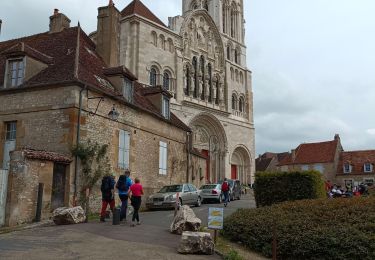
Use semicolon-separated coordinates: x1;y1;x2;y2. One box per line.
0;20;2;36
334;134;340;141
49;9;71;33
96;2;120;67
291;149;296;161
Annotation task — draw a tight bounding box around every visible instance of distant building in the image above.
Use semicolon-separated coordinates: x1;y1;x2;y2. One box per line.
336;150;375;187
256;152;289;172
277;134;343;182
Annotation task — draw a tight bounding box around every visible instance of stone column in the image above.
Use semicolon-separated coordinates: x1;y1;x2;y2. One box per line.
219;80;225;107
204;77;210;102
189;71;195;97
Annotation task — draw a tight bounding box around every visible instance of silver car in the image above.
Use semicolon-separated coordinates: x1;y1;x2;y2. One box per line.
146;184;202;209
199;184;223;203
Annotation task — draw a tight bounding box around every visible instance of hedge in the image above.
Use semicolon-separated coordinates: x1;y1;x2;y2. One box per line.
254;171;326;207
222;197;375;259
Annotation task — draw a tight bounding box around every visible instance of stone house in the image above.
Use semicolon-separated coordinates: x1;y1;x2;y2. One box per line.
89;0;255;185
0;11;206;227
277;135;343;182
256;152;289;172
336;150;375;188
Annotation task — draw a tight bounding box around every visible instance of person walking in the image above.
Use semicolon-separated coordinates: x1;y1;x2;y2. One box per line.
222;178;230;207
116;170;133;222
129;177;144;226
100;173;116;222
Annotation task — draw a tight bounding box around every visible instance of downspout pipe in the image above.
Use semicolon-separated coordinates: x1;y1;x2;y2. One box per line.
73;85;86;205
186;132;191;183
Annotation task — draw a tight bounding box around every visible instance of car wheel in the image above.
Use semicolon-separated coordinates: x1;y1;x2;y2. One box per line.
218;195;222;204
196;197;202;207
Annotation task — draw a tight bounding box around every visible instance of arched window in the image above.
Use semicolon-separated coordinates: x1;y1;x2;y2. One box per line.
192;57;198;98
234;49;238;64
230;67;234;80
208;63;213;102
203;0;209;11
200;55;205;100
185;65;190;96
149;67;157;86
232;94;237;110
163;71;170;90
159;35;165;50
222;3;226;33
167;38;174;53
151;31;157;46
239;97;244;112
191;0;198;10
240;71;243;83
235;70;239;82
231;8;235;38
227;45;231;60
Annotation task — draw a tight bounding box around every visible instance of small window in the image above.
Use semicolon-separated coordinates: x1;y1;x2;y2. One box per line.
149;68;157;86
5;122;17;141
7;59;25;87
123;78;133;103
313;164;324;173
344;163;352;174
162;96;170;119
239;97;244;112
301;165;309;171
159;141;168;175
118;130;130;169
364;163;373;173
163;71;170;90
364;179;374;186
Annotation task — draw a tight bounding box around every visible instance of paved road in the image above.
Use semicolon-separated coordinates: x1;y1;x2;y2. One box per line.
0;194;255;260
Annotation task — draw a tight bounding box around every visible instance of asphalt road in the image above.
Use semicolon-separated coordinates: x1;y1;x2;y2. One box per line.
0;194;255;259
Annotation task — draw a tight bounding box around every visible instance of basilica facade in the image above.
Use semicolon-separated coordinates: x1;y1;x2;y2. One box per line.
91;0;255;184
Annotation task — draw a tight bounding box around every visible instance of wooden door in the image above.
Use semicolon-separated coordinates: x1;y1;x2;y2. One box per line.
231;165;238;180
51;163;66;210
202;150;210;183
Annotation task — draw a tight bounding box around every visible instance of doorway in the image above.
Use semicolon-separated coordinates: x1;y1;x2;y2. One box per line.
51;163;66;210
231;165;238;179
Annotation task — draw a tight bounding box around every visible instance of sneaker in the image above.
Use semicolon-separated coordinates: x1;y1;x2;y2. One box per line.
131;222;136;227
137;221;141;225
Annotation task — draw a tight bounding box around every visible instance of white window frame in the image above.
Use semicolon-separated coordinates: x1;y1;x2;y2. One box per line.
118;130;130;169
123;78;133;103
162;96;170;119
364;163;373;173
159;141;168;175
343;163;352;174
6;58;25;88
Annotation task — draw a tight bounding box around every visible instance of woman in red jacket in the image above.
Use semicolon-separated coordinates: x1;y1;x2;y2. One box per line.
129;177;144;226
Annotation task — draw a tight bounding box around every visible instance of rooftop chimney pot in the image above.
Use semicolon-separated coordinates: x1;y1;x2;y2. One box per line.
54;9;59;15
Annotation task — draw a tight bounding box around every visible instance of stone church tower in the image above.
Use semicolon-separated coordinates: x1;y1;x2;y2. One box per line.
92;0;255;184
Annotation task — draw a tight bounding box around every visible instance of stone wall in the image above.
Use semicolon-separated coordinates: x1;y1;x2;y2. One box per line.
5;151;55;226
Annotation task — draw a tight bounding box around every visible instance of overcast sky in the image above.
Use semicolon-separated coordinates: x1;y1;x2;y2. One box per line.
1;0;374;155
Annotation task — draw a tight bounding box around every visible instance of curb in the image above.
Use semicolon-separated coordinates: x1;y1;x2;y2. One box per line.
0;220;54;235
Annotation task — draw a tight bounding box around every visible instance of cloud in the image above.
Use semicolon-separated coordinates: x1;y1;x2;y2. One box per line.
367;129;375;135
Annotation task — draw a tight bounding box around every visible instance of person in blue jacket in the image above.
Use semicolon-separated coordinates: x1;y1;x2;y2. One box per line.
116;169;133;221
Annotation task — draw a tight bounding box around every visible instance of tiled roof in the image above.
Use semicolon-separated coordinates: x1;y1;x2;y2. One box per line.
256;157;273;172
0;26;190;132
103;66;138;81
279;139;339;166
121;0;167;27
23;149;72;163
337;150;375;175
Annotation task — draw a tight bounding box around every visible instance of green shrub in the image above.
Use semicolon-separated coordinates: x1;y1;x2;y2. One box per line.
224;249;244;260
254;171;326;207
222;197;375;259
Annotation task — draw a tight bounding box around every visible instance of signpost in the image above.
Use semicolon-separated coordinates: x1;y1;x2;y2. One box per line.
208;207;224;244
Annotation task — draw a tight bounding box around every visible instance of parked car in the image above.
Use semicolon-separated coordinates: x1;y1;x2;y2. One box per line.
199;184;222;203
218;179;242;201
146;184;201;209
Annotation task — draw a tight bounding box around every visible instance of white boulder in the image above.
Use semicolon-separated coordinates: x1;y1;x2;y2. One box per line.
170;205;201;235
53;206;86;225
178;231;215;255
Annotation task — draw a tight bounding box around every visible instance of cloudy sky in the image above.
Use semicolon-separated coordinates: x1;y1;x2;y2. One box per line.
1;0;374;155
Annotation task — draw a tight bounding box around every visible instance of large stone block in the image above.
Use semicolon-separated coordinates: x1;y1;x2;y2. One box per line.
53;206;85;225
178;231;215;255
170;205;201;235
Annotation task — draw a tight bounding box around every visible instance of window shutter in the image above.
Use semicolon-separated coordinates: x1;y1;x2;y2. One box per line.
124;131;130;169
159;141;168;175
118;130;125;169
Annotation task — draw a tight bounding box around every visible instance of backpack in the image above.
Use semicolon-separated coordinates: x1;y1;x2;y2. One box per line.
222;181;229;192
117;175;130;192
101;176;112;193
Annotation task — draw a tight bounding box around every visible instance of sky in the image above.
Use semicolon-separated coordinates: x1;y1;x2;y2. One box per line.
0;0;374;155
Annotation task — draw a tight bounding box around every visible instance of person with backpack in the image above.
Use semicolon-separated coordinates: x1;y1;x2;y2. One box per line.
100;173;116;222
116;170;133;222
221;178;230;207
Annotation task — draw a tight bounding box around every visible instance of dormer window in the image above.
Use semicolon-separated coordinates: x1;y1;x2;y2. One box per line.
7;58;25;87
162;95;170;119
123;78;133;103
364;163;373;173
344;163;352;174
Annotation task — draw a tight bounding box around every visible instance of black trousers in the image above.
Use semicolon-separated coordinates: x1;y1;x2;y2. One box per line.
131;196;142;222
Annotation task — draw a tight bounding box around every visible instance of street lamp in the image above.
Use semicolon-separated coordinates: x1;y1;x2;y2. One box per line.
108;104;120;121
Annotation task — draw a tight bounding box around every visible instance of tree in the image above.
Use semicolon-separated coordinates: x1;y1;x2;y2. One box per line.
72;140;111;220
